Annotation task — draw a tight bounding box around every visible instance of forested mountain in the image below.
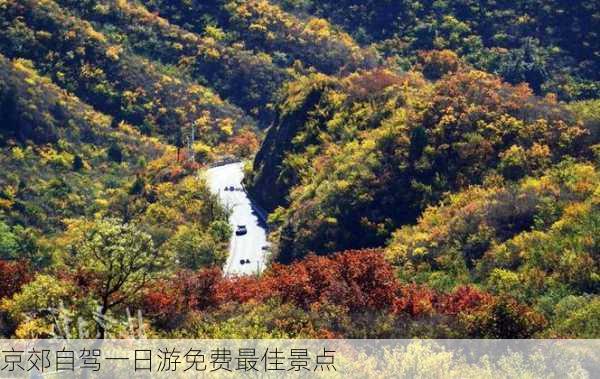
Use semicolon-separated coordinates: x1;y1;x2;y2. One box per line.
0;0;598;338
277;0;600;100
249;64;591;260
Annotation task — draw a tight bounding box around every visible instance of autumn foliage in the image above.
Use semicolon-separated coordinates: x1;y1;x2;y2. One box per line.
439;286;493;316
418;49;462;80
142;267;223;327
0;260;32;300
141;249;545;337
212;250;397;311
0;0;596;340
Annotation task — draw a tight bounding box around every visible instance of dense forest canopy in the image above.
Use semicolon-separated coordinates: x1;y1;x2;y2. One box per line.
0;0;598;338
277;0;600;100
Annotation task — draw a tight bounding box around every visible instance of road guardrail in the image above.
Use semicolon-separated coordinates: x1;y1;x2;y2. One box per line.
207;156;241;168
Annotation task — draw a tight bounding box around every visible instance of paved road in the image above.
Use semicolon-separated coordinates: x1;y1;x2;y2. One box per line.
205;162;268;276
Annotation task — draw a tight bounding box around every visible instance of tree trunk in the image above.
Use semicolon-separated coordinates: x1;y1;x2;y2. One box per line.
98;299;109;339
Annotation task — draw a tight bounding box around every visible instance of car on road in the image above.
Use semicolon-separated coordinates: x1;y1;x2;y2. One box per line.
236;225;247;235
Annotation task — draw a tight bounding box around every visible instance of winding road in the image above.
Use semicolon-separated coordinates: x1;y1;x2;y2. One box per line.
205;162;269;276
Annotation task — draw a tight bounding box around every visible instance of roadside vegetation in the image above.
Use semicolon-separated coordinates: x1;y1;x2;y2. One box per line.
0;0;598;338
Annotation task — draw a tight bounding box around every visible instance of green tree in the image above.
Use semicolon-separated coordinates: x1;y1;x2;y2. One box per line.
107;143;123;163
409;126;428;162
69;218;163;338
72;155;84;171
550;296;600;338
498;38;548;94
208;220;233;242
128;175;145;195
165;224;228;270
0;221;19;259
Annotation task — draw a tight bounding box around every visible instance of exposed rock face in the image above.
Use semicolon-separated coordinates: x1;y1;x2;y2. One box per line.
247;87;325;212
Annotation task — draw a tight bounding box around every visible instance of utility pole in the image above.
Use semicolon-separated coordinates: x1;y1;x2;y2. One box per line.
191;120;196;163
187;120;196;164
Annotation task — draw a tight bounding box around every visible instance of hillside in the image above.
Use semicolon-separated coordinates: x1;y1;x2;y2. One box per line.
249;64;593;260
0;0;598;339
277;0;600;100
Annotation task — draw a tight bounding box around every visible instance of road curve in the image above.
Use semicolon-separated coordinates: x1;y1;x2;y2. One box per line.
205;162;268;276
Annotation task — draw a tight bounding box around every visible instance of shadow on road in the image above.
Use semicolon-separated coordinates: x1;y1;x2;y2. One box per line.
251;204;269;229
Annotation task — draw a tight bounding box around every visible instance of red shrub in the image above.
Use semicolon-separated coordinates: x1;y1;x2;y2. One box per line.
0;260;32;300
211;249;400;312
439;285;493;315
334;250;399;310
345;68;410;100
142;267;223;324
268;262;317;307
213;275;273;304
137;250;548;338
392;284;438;317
